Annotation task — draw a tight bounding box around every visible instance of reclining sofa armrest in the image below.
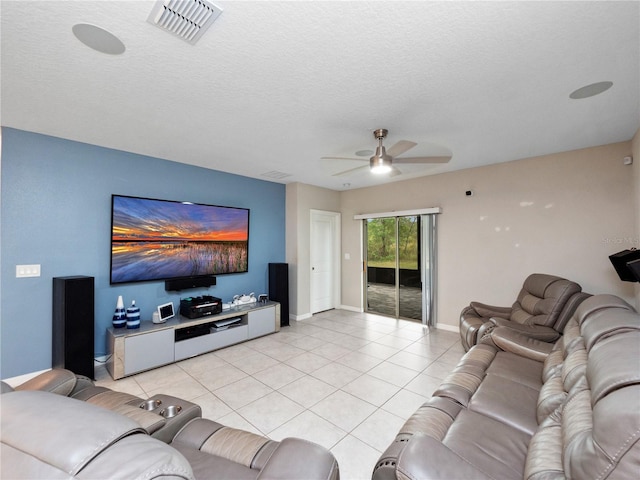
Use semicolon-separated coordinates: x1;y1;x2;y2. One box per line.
256;437;339;480
396;433;494;480
489;318;561;342
14;368;78;396
469;301;512;319
483;327;553;362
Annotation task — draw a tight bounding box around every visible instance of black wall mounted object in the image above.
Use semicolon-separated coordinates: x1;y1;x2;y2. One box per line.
165;275;216;291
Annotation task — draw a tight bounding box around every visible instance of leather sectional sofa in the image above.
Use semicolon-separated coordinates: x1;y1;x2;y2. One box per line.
374;294;640;479
1;369;339;479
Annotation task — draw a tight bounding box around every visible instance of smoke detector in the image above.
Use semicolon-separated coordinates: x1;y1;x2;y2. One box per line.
148;0;223;45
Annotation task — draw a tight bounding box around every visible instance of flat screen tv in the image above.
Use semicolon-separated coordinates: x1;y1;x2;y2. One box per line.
110;195;249;285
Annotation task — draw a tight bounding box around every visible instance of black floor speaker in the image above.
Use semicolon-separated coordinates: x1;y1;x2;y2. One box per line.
269;263;289;327
52;276;95;379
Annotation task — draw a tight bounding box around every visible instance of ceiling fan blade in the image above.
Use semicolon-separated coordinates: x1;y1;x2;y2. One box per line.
389;166;403;177
332;164;370;177
387;140;417;158
321;156;367;162
393;155;451;164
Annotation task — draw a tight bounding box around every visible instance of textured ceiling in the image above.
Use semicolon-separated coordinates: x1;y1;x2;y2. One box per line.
1;1;639;191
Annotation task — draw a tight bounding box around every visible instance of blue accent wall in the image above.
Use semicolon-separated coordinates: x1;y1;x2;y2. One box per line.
0;128;286;378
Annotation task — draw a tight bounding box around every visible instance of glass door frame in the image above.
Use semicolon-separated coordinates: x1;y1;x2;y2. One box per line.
359;209;439;326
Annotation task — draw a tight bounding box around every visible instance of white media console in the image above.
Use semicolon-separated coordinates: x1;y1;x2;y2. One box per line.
106;301;280;380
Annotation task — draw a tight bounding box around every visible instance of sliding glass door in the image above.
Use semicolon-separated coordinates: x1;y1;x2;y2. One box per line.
364;214;436;324
398;216;421;320
364;215;423;321
365;217;399;317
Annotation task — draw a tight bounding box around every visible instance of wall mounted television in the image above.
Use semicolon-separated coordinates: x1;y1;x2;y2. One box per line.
110;195;249;285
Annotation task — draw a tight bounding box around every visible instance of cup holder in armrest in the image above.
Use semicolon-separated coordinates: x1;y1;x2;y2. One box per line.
160;405;182;418
140;399;162;411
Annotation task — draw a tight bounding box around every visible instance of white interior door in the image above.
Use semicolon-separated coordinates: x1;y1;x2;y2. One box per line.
310;210;340;314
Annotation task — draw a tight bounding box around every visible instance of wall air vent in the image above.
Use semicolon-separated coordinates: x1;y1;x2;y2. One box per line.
148;0;223;45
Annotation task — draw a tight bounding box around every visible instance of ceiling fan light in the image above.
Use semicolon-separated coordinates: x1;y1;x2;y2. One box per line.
371;163;392;174
370;147;392;174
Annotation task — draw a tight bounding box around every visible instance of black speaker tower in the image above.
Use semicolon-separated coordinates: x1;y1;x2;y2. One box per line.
52;276;95;379
269;263;289;327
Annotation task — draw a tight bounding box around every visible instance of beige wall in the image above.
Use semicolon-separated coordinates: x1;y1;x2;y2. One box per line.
339;141;636;329
632;129;640;308
286;182;340;319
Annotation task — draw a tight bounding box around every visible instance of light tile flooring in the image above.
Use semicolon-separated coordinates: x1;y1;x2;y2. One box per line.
95;309;463;480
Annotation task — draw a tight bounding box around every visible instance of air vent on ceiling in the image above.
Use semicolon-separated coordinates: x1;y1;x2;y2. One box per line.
261;171;292;180
148;0;223;45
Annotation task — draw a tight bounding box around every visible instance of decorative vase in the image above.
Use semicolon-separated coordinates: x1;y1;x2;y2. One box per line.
126;300;141;329
112;295;126;328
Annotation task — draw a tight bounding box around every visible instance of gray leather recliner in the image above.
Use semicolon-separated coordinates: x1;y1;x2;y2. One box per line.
1;370;340;480
2;369;202;443
459;273;586;351
1;389;340;480
1;390;194;479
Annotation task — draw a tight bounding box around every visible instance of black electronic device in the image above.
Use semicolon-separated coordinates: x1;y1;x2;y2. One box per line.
609;249;640;282
626;258;640;282
179;295;222;319
175;322;212;342
212;317;242;330
165;275;216;291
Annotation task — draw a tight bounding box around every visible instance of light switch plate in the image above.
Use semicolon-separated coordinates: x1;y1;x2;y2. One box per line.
16;264;41;278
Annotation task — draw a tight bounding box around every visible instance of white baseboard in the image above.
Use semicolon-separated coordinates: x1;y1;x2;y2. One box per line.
3;368;51;388
435;323;459;333
290;312;313;321
338;304;363;313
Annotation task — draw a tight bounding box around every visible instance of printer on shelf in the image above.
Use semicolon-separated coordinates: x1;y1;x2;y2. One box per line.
179;295;222;319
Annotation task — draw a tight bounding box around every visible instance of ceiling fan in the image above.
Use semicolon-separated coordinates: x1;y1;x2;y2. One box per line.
323;128;451;177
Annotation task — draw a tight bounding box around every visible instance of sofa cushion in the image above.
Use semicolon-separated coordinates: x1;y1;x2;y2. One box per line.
398;408;531;480
468;373;540;435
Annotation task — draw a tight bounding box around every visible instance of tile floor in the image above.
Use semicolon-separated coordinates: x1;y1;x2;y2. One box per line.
95;309;463;480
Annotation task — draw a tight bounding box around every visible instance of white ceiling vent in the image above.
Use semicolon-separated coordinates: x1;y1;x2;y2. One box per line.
148;0;222;45
261;171;292;180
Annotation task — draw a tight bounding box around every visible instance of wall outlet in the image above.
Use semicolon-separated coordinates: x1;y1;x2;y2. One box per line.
16;264;41;278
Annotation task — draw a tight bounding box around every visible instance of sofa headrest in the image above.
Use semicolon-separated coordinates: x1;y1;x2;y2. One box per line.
581;309;640;352
575;294;635;327
1;390;144;476
587;330;640;404
521;273;572;299
512;274;582;327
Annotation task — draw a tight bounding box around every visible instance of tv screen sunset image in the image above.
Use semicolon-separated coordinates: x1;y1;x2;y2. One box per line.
111;195;249;284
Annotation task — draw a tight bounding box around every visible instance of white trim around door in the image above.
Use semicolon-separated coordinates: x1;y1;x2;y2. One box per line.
310;209;341;314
